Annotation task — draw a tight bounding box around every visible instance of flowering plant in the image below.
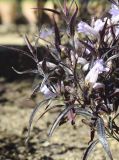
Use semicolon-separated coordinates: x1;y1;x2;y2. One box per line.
13;0;119;159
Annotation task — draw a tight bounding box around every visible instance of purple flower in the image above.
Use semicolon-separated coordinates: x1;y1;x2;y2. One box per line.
77;21;98;37
85;59;109;86
38;61;56;69
109;4;119;23
40;85;56;99
93;19;105;32
77;19;105;38
109;4;119;17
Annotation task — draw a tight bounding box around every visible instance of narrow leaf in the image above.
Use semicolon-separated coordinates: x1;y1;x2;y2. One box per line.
83;139;99;160
69;3;78;36
99;18;108;44
40;74;49;91
69;0;75;13
63;0;69;17
58;0;70;23
108;0;118;5
42;58;48;73
24;34;34;56
36;104;63;122
26;99;50;143
48;105;74;137
48;46;61;61
96;117;113;160
12;67;38;74
106;54;119;62
88;129;95;144
53;18;61;53
31;83;40;97
79;40;96;56
33;7;60;15
0;45;35;61
74;107;93;118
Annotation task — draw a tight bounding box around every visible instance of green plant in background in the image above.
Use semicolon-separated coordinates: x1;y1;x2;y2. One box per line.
11;0;119;160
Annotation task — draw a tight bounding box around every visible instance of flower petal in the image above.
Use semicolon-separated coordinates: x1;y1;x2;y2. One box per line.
77;21;98;37
85;59;109;85
40;85;56;99
109;4;119;16
94;19;105;32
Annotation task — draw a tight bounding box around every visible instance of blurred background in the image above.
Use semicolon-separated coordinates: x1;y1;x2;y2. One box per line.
0;0;110;41
1;1;119;160
0;0;110;79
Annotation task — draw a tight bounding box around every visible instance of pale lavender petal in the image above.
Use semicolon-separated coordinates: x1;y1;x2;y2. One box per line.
85;59;110;85
109;4;119;16
94;19;105;32
77;21;98;37
93;83;105;89
85;67;99;85
40;85;56;99
111;15;119;23
115;26;119;36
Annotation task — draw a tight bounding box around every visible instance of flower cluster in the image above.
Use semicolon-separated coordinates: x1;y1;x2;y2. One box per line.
13;0;119;160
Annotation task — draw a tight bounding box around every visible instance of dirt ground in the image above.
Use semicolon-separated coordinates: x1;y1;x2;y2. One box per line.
0;78;119;160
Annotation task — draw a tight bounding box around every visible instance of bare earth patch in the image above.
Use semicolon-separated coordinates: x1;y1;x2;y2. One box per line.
0;79;119;160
